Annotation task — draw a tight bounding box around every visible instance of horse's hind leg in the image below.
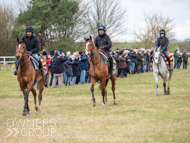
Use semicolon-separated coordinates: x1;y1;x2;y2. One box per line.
37;76;45;113
101;78;108;106
111;74;117;105
163;75;167;95
167;70;173;95
91;77;97;107
31;87;37;111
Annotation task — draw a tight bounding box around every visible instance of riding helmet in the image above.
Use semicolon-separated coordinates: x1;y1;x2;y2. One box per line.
26;26;34;33
98;25;106;31
160;29;165;35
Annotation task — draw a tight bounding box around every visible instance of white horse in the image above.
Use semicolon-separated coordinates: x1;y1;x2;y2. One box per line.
153;46;173;96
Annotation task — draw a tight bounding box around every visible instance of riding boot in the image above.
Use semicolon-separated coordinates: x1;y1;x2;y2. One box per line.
38;60;45;76
14;60;19;75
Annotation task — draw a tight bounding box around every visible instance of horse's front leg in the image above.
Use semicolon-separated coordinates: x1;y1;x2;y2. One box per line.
91;77;97;107
23;82;33;116
153;73;158;96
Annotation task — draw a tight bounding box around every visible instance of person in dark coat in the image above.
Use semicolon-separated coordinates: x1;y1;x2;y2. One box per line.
155;29;171;70
130;49;137;75
118;51;127;78
146;51;151;72
182;49;188;69
79;51;88;85
65;58;74;86
113;52;120;77
51;51;67;88
14;26;44;75
94;25;113;74
136;50;143;74
71;55;80;86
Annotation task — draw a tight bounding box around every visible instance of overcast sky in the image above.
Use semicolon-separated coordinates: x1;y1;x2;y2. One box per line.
1;0;190;42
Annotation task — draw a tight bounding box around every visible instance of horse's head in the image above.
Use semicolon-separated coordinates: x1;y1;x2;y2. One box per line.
84;35;96;58
153;46;161;64
16;37;26;61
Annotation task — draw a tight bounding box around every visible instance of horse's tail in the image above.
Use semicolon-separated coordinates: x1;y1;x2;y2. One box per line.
98;79;109;91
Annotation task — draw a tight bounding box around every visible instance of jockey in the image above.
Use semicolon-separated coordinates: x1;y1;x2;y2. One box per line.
14;26;45;75
94;25;113;73
155;29;171;70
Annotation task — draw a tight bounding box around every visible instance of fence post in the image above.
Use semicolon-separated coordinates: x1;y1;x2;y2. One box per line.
3;57;5;64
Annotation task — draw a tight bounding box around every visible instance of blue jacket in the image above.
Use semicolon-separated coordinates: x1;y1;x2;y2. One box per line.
24;35;40;54
155;37;169;51
129;52;137;63
71;59;80;76
79;54;88;71
94;33;112;51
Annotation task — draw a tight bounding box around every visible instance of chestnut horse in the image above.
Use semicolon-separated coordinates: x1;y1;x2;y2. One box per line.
84;36;118;107
16;37;45;116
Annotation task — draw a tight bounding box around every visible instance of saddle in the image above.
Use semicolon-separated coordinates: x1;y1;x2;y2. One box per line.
150;53;173;71
30;55;46;75
98;49;116;76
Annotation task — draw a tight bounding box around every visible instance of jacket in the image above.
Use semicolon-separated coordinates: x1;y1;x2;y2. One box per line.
94;33;112;51
155;37;169;51
71;59;80;76
79;54;88;71
51;55;67;74
65;59;74;76
24;35;40;54
136;53;143;65
130;52;137;63
119;55;127;69
174;53;179;60
182;53;188;61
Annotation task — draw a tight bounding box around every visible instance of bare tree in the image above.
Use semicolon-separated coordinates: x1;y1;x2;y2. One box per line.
133;12;175;49
87;0;127;40
0;4;16;56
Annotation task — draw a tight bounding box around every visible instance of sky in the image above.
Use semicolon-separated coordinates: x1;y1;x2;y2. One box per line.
1;0;190;42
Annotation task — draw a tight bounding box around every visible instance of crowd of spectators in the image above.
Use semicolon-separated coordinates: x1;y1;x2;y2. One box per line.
40;47;188;88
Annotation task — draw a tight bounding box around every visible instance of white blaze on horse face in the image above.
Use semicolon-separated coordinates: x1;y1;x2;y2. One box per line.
85;42;89;55
18;44;21;50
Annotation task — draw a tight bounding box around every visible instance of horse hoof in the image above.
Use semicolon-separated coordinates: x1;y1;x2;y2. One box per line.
113;100;118;105
164;93;167;95
35;105;38;111
105;102;108;106
37;107;41;113
93;102;97;107
167;91;170;95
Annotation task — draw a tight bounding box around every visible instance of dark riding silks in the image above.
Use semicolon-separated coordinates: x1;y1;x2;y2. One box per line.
150;53;173;71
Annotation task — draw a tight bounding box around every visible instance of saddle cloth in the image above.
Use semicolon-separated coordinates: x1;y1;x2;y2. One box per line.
98;49;117;75
30;56;46;75
150;53;173;71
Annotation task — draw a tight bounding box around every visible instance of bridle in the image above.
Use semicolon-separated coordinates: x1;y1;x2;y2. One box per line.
16;44;30;72
86;41;102;83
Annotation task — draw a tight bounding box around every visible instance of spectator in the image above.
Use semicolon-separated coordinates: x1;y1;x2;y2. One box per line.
136;50;143;74
174;50;179;69
49;49;55;86
130;49;136;75
79;51;88;85
65;58;74;86
177;52;182;69
146;51;151;72
42;50;50;87
51;51;67;88
118;50;127;78
142;50;147;73
71;55;80;86
182;49;188;69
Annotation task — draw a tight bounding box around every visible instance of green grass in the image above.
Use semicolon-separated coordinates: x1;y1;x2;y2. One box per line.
0;68;190;143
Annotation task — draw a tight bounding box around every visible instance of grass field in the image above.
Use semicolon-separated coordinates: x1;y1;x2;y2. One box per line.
0;68;190;143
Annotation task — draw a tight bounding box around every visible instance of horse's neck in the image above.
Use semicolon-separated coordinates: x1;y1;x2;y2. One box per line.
20;52;29;69
91;47;101;65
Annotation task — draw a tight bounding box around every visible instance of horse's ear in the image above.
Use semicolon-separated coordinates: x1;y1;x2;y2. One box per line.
158;46;161;52
84;37;86;41
90;35;92;40
22;37;25;43
17;37;19;43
